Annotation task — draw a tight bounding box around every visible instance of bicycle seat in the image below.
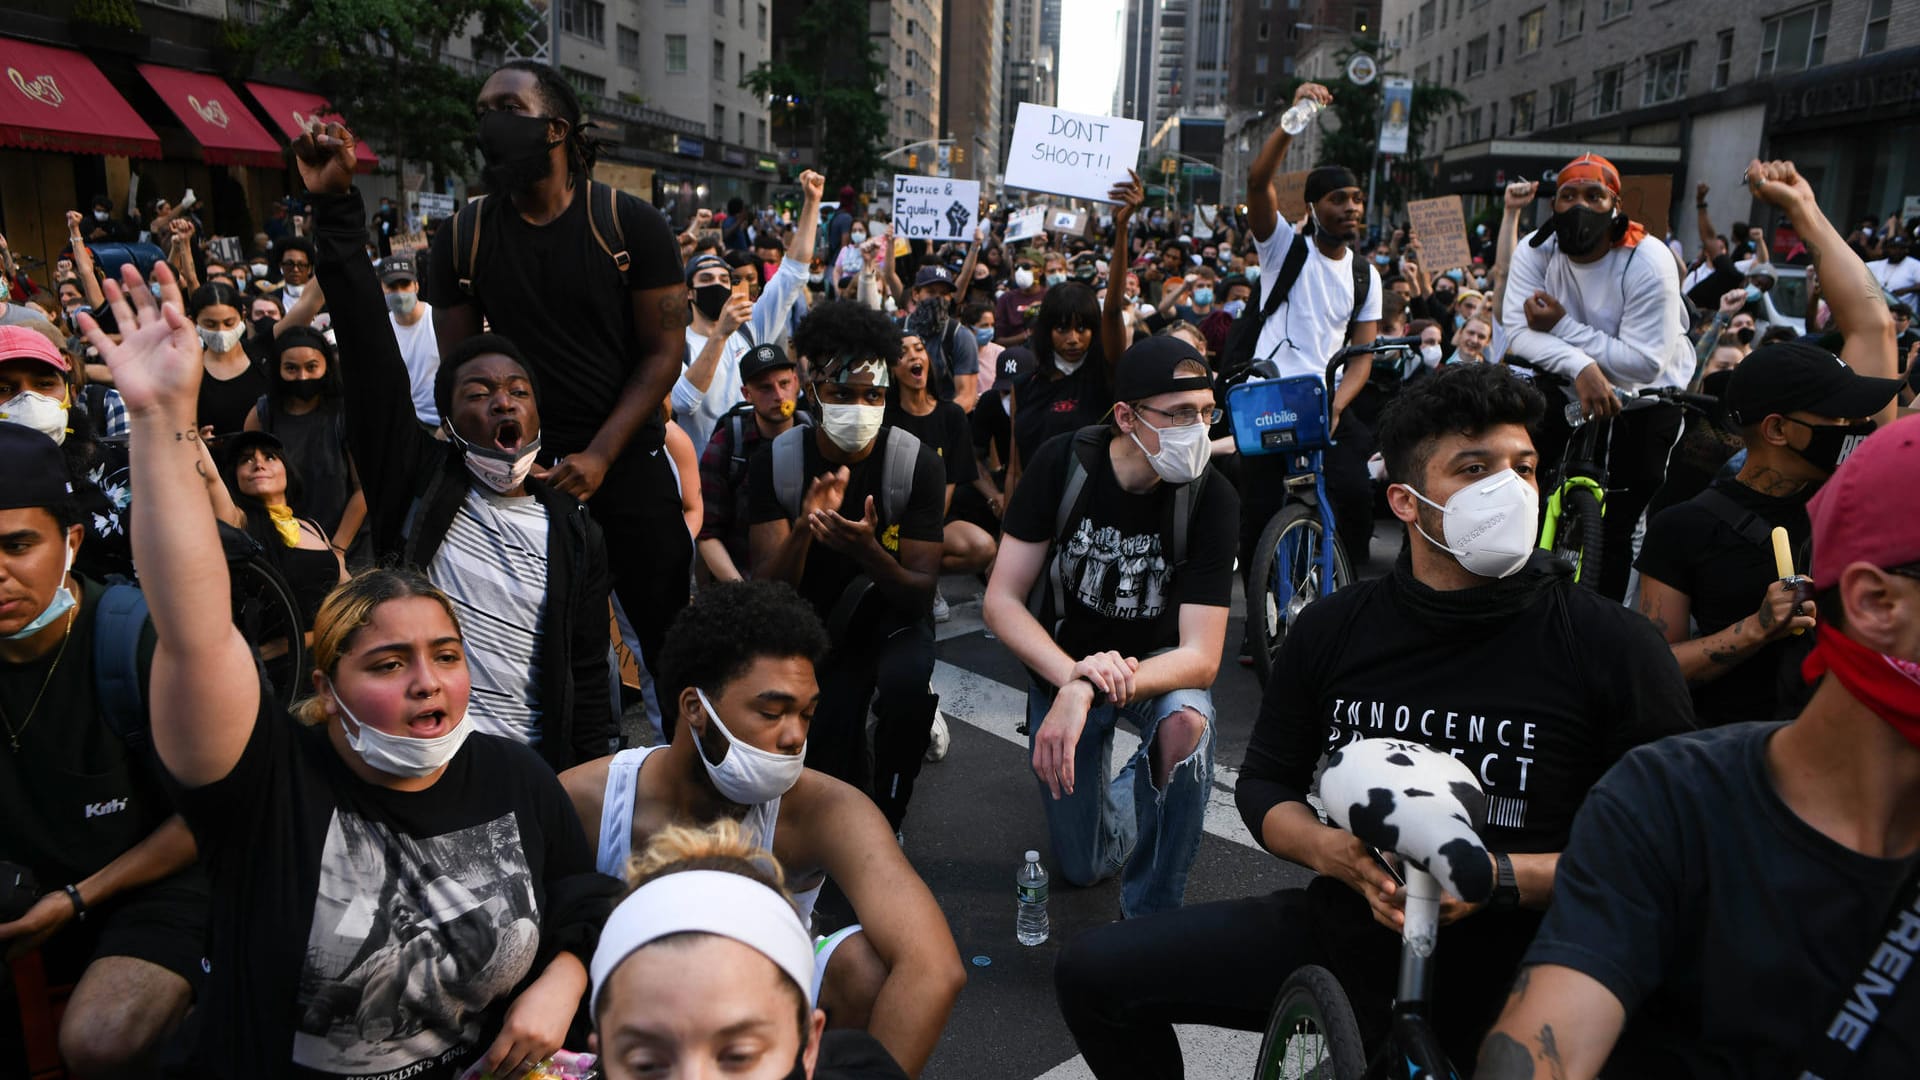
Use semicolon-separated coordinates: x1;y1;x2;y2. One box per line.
1320;738;1495;904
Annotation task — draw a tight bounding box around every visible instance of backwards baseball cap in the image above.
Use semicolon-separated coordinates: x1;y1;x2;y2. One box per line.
0;425;74;511
1113;336;1212;402
738;342;796;382
0;324;71;373
912;264;956;292
684;253;730;285
1722;342;1905;427
379;254;417;284
1809;413;1920;585
1557;152;1623;194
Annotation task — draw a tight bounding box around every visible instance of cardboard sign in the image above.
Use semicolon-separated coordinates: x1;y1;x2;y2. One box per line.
1274;170;1310;224
1006;205;1047;243
1406;195;1473;273
1616;173;1672;241
207;235;242;265
1047;208;1089;236
1004;102;1145;204
390;231;430;254
892;176;980;241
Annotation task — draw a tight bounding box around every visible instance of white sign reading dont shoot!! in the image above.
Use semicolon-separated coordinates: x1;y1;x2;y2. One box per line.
1004;103;1145;204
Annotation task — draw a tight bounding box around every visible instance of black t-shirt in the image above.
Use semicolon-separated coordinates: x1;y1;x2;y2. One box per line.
973;388;1013;468
1635;478;1813;726
1234;557;1695;1058
1525;722;1920;1078
1011;362;1111;470
885;399;977;486
0;577;168;887
1002;432;1238;661
747;426;946;629
423;185;683;453
174;679;614;1079
198;361;268;437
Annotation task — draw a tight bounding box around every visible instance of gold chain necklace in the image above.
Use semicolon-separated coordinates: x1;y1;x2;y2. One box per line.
2;604;78;752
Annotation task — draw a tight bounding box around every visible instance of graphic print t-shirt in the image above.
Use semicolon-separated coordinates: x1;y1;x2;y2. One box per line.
174;679;611;1080
1002;431;1237;661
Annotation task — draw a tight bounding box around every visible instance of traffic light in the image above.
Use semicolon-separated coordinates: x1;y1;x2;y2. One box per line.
953;145;965;163
909;152;919;170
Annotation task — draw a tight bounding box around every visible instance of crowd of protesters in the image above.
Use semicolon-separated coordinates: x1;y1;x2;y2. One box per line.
2;68;1918;1080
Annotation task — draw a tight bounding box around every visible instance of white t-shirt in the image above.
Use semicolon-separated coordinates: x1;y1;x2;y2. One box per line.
1867;256;1920;297
1251;216;1383;380
389;303;441;427
674;257;809;449
428;488;551;745
1500;230;1693;393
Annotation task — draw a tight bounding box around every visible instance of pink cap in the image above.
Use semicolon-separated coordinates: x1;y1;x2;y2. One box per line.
1809;413;1920;585
0;324;70;373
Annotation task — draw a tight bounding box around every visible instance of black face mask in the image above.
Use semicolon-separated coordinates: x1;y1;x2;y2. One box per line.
1786;417;1875;475
1734;326;1756;346
281;377;324;401
251;315;277;340
1549;205;1616;258
693;283;732;322
477;111;561;193
1700;368;1736;400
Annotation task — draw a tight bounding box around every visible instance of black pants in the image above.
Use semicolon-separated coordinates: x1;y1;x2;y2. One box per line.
1054;880;1528;1079
1535;401;1683;602
809;618;937;829
1238;414;1377;610
585;442;693;712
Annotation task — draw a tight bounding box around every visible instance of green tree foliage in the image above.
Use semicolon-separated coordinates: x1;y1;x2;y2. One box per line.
743;0;889;189
250;0;533;184
73;0;143;32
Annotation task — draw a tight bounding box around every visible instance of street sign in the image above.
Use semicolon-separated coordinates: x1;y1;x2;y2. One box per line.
1347;53;1378;86
1180;162;1216;177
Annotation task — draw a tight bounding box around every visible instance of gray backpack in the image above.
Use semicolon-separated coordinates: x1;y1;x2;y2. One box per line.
770;425;927;636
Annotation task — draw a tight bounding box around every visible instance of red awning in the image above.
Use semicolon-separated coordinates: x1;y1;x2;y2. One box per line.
244;82;380;173
0;37;160;158
136;64;284;169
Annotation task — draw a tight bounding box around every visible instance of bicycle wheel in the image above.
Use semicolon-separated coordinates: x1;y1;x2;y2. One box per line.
1249;503;1354;686
1253;965;1367;1080
231;557;307;710
1553;486;1605;590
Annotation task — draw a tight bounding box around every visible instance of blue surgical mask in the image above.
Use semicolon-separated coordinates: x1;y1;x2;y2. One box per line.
1445;268;1465;283
1192;287;1214;306
1046;272;1068;286
1373;254;1391;266
1744;284;1763;305
5;539;76;641
1222;299;1247;318
1245;265;1261;283
975;326;995;346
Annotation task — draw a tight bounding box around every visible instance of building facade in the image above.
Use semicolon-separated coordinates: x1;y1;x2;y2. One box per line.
1378;0;1920;235
941;0;1007;192
874;0;944;170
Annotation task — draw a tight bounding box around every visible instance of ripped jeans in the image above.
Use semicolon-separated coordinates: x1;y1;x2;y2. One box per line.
1025;682;1215;918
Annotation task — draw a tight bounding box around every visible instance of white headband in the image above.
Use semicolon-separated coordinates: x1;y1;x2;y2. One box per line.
590;869;816;1015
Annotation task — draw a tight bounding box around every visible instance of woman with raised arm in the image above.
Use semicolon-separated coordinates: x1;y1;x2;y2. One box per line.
78;261;618;1080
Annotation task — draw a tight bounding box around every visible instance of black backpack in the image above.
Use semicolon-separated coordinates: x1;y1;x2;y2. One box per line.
451;179;634;295
1218;229;1371;382
718;401;812;493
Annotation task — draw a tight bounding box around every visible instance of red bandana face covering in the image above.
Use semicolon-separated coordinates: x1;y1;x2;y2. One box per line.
1802;623;1920;746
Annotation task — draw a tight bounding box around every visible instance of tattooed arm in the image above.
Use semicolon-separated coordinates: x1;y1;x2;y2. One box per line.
1639;575;1815;686
1477;965;1625;1080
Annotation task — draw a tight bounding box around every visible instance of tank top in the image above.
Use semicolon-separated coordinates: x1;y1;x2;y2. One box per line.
255;397;351;534
197;359;266;437
596;745;822;927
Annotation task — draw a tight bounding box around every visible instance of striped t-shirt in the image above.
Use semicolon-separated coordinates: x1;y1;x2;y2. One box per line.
428;488;550;745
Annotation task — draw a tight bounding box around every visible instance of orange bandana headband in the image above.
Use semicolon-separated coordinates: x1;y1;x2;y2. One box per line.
1554;152;1646;249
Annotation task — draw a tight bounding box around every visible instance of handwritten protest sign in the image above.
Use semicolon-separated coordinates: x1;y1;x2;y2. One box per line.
1274;171;1309;224
207;236;242;266
1406;195;1473;273
1048;208;1089;236
1004;103;1144;204
409;191;457;230
1616;173;1672;241
1006;205;1047;243
893;176;980;241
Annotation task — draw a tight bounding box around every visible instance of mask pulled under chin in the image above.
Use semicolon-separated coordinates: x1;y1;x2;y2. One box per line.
448;428;542;493
1802;624;1920;743
1402;468;1539;579
4;541;76;640
819;403;884;453
328;679;474;778
695;688;806;805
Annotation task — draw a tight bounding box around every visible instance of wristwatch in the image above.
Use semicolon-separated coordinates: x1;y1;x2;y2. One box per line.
1489;852;1521;911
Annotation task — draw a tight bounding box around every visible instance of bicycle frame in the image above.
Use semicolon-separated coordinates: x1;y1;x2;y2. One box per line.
1538;474;1607;549
1366;865;1460;1080
1269;451;1342;613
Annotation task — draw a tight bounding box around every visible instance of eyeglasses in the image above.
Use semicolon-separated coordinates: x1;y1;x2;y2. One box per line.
1133;402;1222;428
281;259;310;270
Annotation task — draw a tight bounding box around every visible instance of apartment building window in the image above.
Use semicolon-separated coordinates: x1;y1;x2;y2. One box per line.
713;104;725;136
1414;60;1431;82
1518;7;1543;52
713;0;724;14
758;3;767;37
757;117;767;147
563;67;606;98
1864;0;1891;53
1450;47;1459;82
618;25;641;68
739;0;746;27
1496;25;1505;64
1464;107;1482;142
1511;90;1535;133
739;50;746;81
559;0;605;43
1489;101;1498;133
1642;43;1690;104
1760;4;1829;74
1441;0;1447;27
1556;0;1582;39
1258;18;1269;39
1550;78;1576;124
1466;34;1488;76
1592;64;1624;115
666;34;688;71
1418;0;1435;36
1444;115;1453;145
713;40;725;79
1255;54;1269;74
1712;29;1734;88
1598;0;1629;22
738;111;746;143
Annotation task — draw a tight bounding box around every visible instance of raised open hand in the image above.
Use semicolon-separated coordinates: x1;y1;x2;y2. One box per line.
291;120;359;196
1110;169;1146;228
76;263;202;416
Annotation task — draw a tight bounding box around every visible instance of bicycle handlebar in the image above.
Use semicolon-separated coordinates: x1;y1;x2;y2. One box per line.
1325;336;1420;387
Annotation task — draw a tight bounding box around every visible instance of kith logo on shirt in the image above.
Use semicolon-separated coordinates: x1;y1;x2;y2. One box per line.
84;798;129;819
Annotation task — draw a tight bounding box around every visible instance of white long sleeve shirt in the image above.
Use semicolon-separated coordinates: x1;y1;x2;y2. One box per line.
674;255;809;449
1500;230;1692;393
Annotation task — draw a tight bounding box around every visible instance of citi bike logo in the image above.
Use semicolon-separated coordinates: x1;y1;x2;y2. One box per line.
1254;410;1300;428
85;798;129;819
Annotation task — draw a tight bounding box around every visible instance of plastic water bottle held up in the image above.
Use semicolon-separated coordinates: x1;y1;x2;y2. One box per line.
1279;98;1323;136
1016;850;1050;946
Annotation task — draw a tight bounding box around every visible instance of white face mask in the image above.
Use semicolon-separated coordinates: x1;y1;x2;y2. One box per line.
819;402;884;453
850;230;868;244
4;539;76;640
693;688;806;805
1419;344;1443;365
199;325;245;354
446;428;541;494
249;262;270;278
1054;355;1085;376
1127;410;1213;485
1401;468;1539;579
0;390;70;446
282;283;304;300
1013;268;1036;289
327;678;473;778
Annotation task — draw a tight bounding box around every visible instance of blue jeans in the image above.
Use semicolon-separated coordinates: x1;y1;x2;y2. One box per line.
1025;683;1215;918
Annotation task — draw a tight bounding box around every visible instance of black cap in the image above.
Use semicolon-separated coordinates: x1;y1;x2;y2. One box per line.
380;254;417;284
992;345;1036;391
0;425;74;511
223;429;286;469
912;264;956;291
1112;336;1212;402
738;342;796;382
1723;341;1905;426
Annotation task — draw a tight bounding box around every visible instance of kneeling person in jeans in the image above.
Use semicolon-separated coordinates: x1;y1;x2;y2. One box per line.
983;336;1239;917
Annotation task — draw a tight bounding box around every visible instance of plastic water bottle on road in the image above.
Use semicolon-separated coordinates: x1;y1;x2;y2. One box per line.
1016;850;1049;946
1279;98;1322;136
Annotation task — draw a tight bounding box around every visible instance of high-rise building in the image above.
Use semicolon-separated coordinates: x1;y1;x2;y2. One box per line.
1114;0;1160;119
1225;0;1299;113
941;0;1007;192
875;0;944;173
1000;0;1056;166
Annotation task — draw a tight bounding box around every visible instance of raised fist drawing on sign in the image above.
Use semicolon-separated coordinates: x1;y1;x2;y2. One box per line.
946;200;972;239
